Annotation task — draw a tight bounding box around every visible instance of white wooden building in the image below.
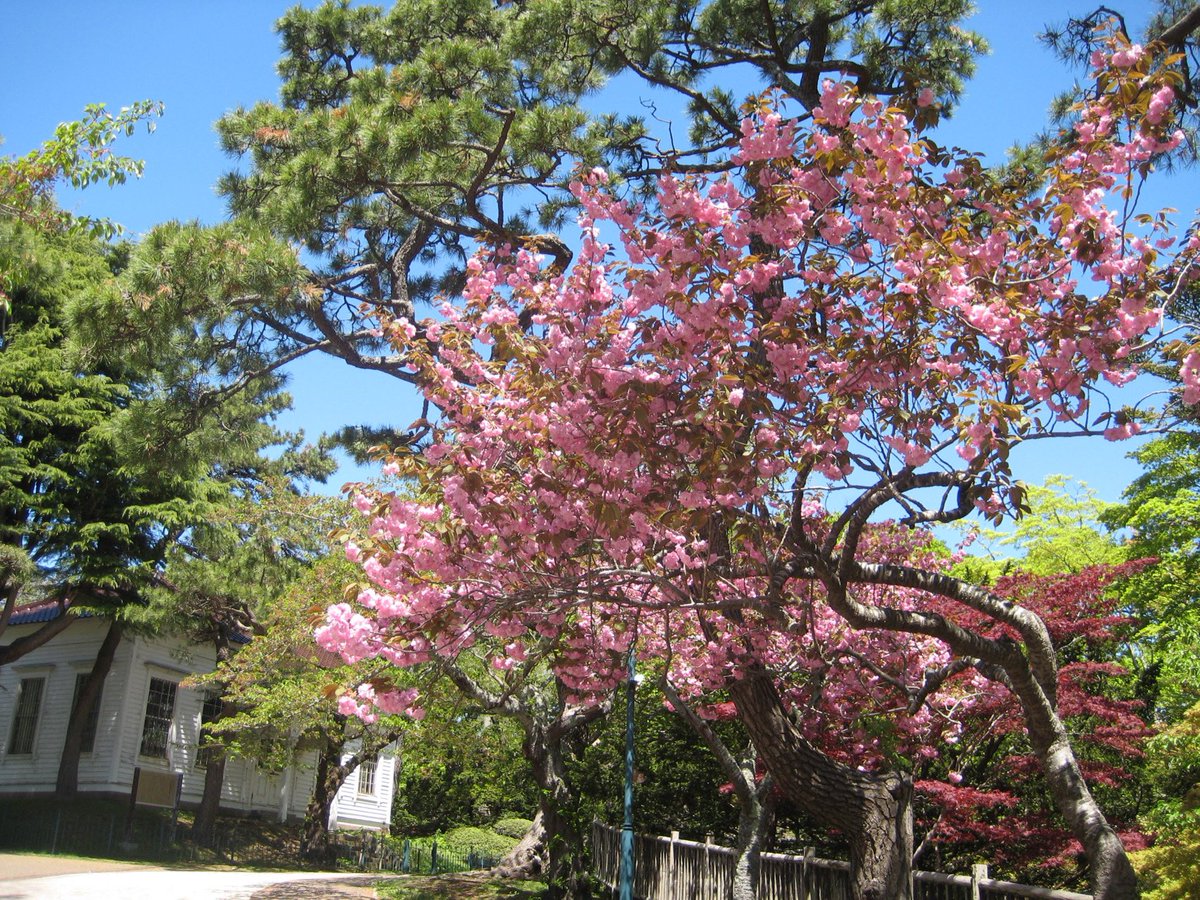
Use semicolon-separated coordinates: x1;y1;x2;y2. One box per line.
0;603;397;831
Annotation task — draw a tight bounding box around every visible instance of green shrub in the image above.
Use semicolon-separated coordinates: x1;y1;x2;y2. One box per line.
438;826;519;858
397;825;519;869
1132;825;1200;900
492;817;534;839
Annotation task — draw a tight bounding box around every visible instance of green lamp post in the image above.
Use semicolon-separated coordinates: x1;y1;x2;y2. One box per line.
618;648;637;899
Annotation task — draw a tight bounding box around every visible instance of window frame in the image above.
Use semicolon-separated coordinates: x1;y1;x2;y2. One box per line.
138;676;178;760
6;676;46;756
357;756;377;797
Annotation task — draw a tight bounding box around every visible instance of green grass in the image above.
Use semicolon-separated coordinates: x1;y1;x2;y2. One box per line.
375;874;548;899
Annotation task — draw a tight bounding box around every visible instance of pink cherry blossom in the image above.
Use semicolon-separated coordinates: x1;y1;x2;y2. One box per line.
318;49;1200;844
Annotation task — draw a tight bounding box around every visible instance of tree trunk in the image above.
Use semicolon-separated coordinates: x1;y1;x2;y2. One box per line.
730;668;914;900
0;579;21;638
194;747;229;846
301;734;350;866
495;807;548;878
1010;670;1139;900
441;666;602;896
661;675;774;900
852;772;913;900
56;619;122;797
192;699;237;846
731;780;775;900
524;723;590;900
193;633;235;845
824;559;1139;898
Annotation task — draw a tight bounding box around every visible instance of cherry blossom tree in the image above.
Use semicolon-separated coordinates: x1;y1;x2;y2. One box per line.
318;37;1199;900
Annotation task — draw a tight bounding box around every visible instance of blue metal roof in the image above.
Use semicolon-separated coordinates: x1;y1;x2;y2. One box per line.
8;601;91;626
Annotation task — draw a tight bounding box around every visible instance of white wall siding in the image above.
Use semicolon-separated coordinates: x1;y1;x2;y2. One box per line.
0;617;121;792
112;633;215;806
0;617;394;829
330;751;397;830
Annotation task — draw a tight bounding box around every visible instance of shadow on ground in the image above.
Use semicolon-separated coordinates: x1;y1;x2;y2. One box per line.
371;874;547;899
250;876;383;898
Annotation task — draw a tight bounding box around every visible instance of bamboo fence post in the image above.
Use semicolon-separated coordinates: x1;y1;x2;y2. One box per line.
971;862;989;900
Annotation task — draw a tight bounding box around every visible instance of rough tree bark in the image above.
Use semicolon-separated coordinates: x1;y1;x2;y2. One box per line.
300;731;350;865
1006;664;1139;900
730;783;776;900
55;619;123;797
522;716;593;899
661;677;775;900
496;807;548;878
192;699;236;845
730;667;913;900
193;632;235;845
444;665;605;899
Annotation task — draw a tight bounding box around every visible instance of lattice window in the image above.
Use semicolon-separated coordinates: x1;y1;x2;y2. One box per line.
7;677;44;755
357;757;377;796
71;673;103;754
139;677;177;759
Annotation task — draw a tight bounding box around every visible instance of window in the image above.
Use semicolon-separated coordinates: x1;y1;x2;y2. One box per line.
357;757;377;796
139;677;177;759
195;692;223;769
71;673;103;754
7;677;45;755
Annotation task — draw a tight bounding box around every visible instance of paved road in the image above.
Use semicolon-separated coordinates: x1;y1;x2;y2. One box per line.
0;854;390;899
0;854;156;880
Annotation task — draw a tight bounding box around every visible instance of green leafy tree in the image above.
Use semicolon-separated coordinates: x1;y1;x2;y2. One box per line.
1103;433;1200;723
196;554;412;861
88;0;983;439
0;216;269;798
571;682;742;843
1129;701;1200;899
0;100;339;800
156;473;336;839
0;100;162;249
391;709;539;836
1100;431;1200;897
955;475;1127;583
0;219;186;664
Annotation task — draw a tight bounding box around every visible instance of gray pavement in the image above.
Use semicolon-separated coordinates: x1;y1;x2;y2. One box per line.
0;854;158;880
0;854;391;899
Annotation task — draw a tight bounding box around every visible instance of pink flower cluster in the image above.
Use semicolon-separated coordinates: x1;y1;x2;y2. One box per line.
318;42;1199;747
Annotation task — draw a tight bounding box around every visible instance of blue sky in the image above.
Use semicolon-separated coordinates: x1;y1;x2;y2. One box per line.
0;0;1185;501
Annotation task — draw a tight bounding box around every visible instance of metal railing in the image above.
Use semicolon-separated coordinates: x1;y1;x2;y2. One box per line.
0;805;182;861
334;831;503;875
0;802;293;867
592;822;1092;900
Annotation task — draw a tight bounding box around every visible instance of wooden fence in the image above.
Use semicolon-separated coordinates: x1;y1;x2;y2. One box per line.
591;822;1093;900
